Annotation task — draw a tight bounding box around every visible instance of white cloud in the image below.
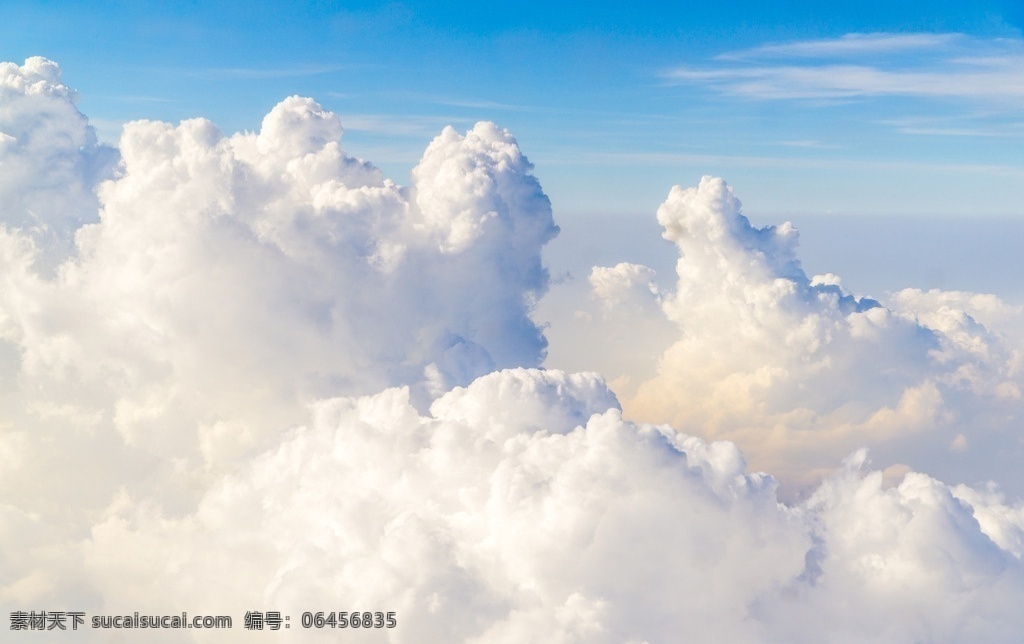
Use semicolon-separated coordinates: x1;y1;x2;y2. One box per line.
667;33;1024;104
588;262;660;310
0;57;118;269
155;63;361;80
563;177;1024;495
336;113;466;138
4;58;1024;642
668;63;1024;101
0;59;559;584
1;79;558;465
59;369;1024;642
720;32;965;59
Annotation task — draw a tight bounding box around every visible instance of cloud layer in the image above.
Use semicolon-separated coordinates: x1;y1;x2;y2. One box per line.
42;370;1024;643
3;58;1024;643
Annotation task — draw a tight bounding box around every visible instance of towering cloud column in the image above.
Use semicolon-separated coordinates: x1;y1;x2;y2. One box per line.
2;60;560;476
0;58;560;616
573;176;1024;490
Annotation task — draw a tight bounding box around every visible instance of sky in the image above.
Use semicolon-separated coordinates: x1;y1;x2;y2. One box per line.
3;2;1024;642
3;0;1023;220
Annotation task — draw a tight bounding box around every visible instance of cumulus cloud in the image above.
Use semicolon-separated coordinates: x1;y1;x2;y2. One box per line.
0;57;557;630
4;58;1024;643
34;369;1024;643
562;176;1024;494
0;63;558;487
588;262;661;311
0;57;117;269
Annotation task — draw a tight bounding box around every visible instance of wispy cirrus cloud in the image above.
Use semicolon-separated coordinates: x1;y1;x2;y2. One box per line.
417;95;542;112
666;33;1024;103
898;126;1012;136
189;64;358;79
776;139;844;149
879;112;1024;137
717;32;965;60
137;63;378;81
334;112;465;137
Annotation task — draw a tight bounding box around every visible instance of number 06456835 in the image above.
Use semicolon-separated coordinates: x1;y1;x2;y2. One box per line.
300;611;396;629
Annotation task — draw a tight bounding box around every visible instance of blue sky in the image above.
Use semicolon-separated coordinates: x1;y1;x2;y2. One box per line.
3;0;1023;221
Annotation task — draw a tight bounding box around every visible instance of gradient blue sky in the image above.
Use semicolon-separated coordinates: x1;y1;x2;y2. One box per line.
4;1;1023;222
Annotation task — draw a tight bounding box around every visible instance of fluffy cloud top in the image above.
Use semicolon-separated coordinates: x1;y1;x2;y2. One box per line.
561;176;1024;494
1;61;559;487
0;57;117;268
